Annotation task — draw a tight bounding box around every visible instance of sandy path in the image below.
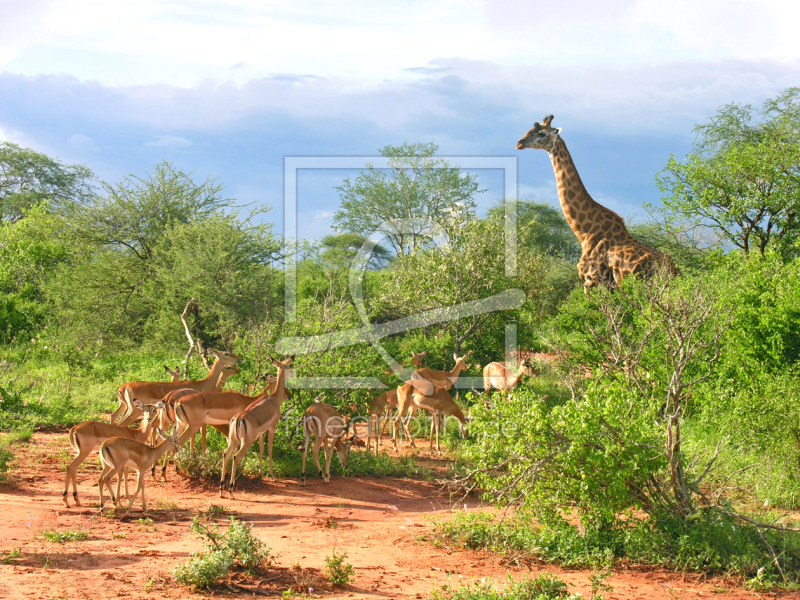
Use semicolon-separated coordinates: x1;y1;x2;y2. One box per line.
0;433;793;599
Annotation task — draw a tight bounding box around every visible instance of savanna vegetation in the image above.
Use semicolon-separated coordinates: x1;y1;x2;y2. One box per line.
2;90;800;592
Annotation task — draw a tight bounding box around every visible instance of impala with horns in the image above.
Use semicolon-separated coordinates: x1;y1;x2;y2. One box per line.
115;348;242;426
63;394;164;508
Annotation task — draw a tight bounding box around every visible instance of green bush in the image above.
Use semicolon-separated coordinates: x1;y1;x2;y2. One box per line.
324;549;354;586
432;509;800;586
173;517;271;589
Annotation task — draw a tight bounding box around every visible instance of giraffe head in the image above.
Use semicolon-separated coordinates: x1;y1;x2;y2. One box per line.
516;115;563;152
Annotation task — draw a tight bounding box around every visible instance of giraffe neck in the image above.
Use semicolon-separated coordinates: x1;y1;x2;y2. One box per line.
548;137;604;244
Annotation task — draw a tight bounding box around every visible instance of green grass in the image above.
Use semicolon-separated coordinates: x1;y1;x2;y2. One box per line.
430;573;581;600
430;509;800;589
0;547;22;564
40;527;90;543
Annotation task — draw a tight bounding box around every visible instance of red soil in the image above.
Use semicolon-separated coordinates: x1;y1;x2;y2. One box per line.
0;433;793;599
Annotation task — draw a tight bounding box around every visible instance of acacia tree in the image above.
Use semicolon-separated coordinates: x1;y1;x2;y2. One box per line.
333;142;481;256
0;142;94;223
656;88;800;260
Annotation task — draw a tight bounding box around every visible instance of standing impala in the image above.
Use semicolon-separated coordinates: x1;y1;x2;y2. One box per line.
108;365;180;424
219;356;293;498
114;348;242;426
63;393;164;508
98;429;179;514
301;402;354;485
173;356;294;452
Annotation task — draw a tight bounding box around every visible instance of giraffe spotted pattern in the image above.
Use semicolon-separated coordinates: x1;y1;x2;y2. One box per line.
517;115;678;289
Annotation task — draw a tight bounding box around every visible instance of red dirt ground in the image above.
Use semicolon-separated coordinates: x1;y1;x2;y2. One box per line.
0;433;795;599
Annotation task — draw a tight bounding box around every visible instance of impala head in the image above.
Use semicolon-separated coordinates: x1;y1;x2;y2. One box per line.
269;355;295;378
452;351;473;370
410;350;428;368
164;365;181;381
516;115;563;152
207;348;243;365
156;427;179;451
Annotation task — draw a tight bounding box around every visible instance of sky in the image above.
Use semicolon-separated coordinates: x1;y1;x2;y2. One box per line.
1;0;799;240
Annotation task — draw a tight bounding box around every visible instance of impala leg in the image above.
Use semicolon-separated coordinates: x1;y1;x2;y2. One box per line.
127;471;145;514
267;429;275;482
201;424;207;454
323;438;335;483
311;438;325;482
63;446;93;508
435;412;442;454
301;431;310;486
109;401;127;424
367;414;373;455
219;436;237;498
258;433;265;479
98;465;113;509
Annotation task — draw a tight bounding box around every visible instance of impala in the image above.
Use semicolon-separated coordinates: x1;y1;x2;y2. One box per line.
219;357;293;498
173;357;294;451
301;402;354;484
98;429;179;514
114;348;241;426
366;388;397;455
396;386;467;453
108;365;180;424
63;394;163;508
483;360;536;396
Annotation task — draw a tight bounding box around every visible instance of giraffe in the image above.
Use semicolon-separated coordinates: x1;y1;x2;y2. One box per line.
516;115;678;289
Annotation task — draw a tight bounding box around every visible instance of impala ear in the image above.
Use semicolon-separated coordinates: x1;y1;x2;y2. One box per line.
133;399;144;409
155;401;165;410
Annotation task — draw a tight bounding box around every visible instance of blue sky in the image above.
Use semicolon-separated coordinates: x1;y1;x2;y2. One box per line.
1;0;799;239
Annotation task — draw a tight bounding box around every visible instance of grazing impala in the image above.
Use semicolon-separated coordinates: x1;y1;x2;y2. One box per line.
115;348;241;426
394;352;471;448
397;386;467;453
483;360;536;397
63;393;164;508
301;402;354;484
219;357;293;498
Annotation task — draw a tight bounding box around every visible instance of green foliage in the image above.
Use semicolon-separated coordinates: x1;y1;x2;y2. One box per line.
433;509;800;585
323;548;354;586
0;447;12;483
0;547;22;564
487;199;580;262
656;88;800;259
430;573;580;600
174;516;272;589
0;142;94;224
40;528;90;543
334;142;481;256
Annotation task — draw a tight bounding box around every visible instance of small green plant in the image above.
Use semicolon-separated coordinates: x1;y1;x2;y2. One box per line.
153;498;177;511
40;527;90;543
173;516;271;589
324;548;354;587
1;547;22;564
430;573;581;599
112;531;127;540
589;569;613;600
135;517;157;532
0;447;12;483
200;504;231;521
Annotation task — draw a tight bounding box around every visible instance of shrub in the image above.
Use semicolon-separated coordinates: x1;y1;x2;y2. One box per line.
324;549;354;586
173;517;271;589
40;528;90;543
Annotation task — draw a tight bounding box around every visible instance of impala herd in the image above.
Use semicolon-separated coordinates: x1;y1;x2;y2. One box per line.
62;349;538;514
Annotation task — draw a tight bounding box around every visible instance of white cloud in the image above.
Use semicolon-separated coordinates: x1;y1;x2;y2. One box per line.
2;0;799;89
